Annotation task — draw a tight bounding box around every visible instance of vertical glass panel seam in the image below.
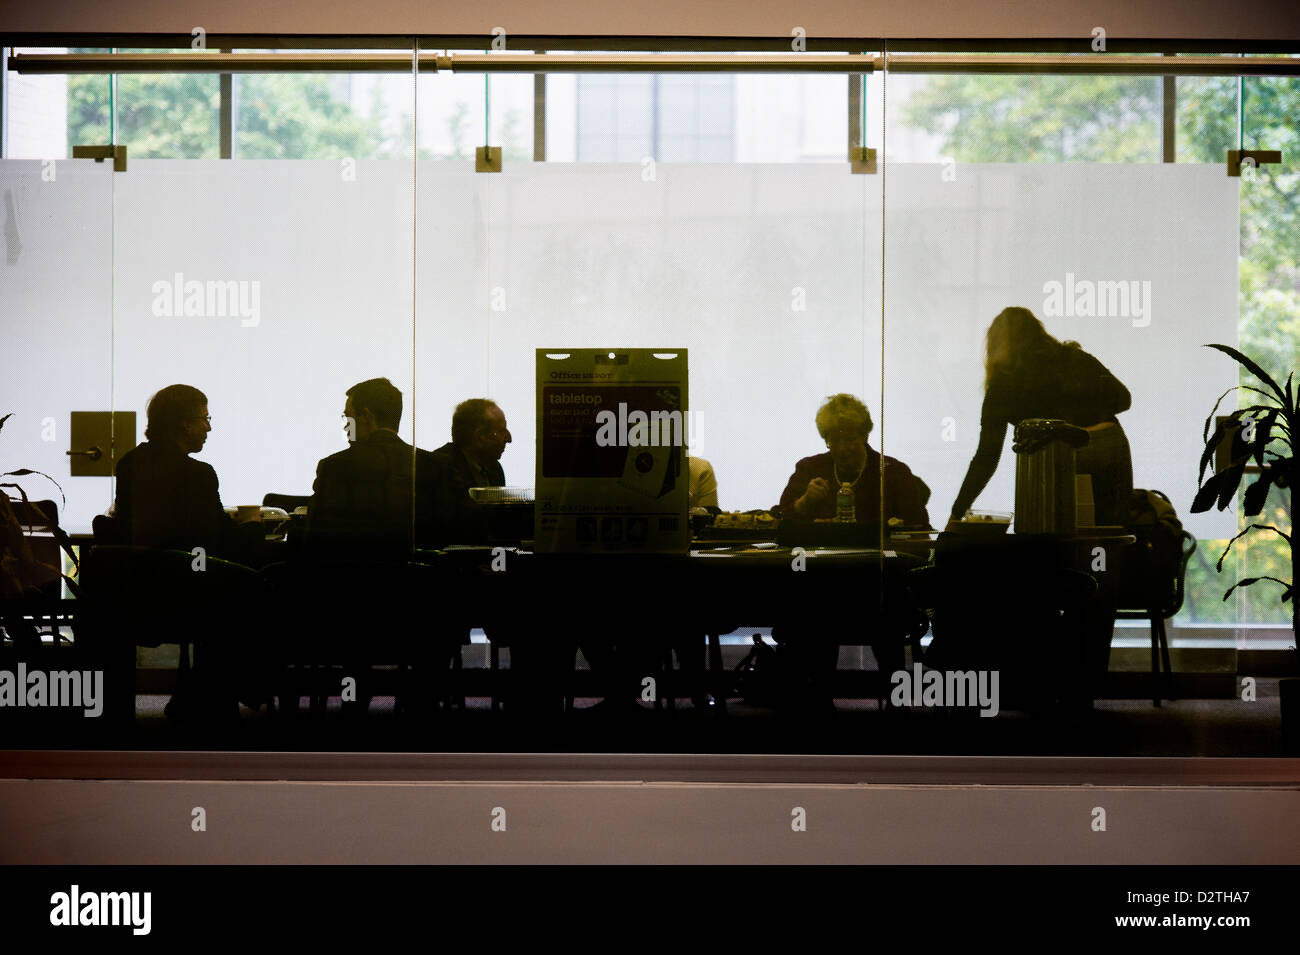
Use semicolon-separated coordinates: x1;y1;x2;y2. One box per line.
412;39;420;548
878;44;887;539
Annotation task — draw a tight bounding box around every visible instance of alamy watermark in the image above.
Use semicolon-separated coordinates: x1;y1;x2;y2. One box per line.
595;403;684;447
889;665;1000;717
151;272;261;327
0;664;103;717
1042;272;1151;328
50;885;151;935
546;392;704;451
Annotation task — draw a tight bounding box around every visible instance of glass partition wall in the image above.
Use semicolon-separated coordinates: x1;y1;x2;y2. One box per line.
880;67;1245;681
1;154;115;529
3;45;1294;754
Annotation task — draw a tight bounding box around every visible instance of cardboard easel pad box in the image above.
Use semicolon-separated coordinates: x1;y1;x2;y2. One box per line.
535;349;688;554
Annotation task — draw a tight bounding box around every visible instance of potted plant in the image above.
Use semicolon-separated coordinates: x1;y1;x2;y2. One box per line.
1191;345;1296;751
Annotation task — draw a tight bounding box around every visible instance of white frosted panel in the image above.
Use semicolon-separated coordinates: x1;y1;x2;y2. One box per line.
880;164;1238;538
415;162;882;509
413;166;490;452
112;160;414;509
0;160;113;532
97;159;1239;540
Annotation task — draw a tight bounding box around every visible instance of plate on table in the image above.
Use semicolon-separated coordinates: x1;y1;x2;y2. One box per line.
469;486;534;504
949;511;1012;537
699;511;779;541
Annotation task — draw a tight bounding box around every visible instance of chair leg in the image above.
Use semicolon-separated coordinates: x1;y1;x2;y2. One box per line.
709;633;727;715
310;664;326;716
453;648;466;710
1150;615;1161;707
565;643;578;713
1156;616;1174;703
490;642;501;712
652;646;665;711
665;646;676;712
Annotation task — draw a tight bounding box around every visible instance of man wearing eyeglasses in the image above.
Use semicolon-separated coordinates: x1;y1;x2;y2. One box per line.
428;399;570;714
112;383;249;556
427;398;511;546
109;383;264;723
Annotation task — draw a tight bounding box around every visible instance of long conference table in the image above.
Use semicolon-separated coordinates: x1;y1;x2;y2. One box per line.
441;540;931;713
60;525;1134;723
56;530;930;721
436;530;1133;712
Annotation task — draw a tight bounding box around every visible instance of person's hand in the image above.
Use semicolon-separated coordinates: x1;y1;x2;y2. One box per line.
797;478;832;515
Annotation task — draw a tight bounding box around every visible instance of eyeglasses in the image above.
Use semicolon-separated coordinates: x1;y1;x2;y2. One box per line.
190;415;212;424
823;431;861;447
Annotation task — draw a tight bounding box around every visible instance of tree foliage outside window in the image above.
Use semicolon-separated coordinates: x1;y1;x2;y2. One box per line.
65;53;530;161
903;72;1300;625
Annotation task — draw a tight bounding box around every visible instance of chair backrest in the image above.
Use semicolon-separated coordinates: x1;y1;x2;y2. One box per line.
263;493;311;512
1165;531;1198;618
1114;529;1197;618
92;513;126;545
82;545;268;642
10;499;58;530
259;558;452;653
7;499;63;598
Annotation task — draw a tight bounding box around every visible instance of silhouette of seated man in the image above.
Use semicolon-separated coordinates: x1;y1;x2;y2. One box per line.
426;398;511;547
110;383;264;722
307;377;434;557
304;378;457;720
112;383;258;560
426;399;562;712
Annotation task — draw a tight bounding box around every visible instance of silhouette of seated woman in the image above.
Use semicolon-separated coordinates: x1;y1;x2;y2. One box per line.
779;393;931;527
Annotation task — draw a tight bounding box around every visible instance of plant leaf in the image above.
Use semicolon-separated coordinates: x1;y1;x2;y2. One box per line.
1248;407;1279;467
0;468;67;507
1223;575;1294;601
1198;412;1235;483
1191;480;1219;513
1192;470;1232;513
1216;463;1246;510
1215;523;1293;572
1250;522;1292;544
1201;385;1239;444
1206;343;1287;405
1251;409;1280;467
1196;392;1279;483
0;482;31;503
0;412;11;433
1192;466;1248;513
1243;471;1276;515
